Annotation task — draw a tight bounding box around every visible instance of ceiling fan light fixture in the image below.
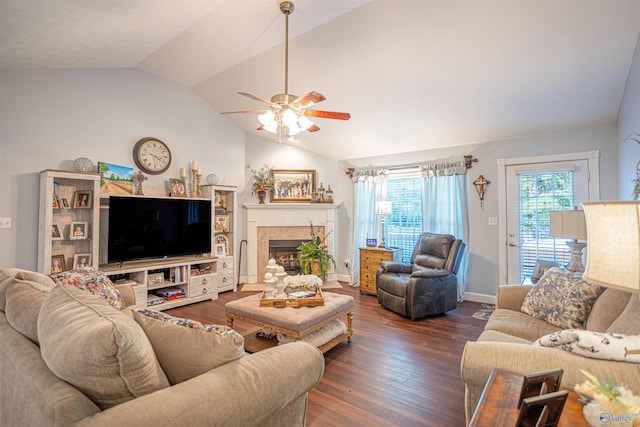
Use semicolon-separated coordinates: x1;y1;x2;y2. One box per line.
298;115;314;131
282;109;299;127
258;110;276;127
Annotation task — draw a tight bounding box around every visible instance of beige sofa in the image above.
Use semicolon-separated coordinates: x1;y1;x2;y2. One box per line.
0;268;325;427
460;283;640;424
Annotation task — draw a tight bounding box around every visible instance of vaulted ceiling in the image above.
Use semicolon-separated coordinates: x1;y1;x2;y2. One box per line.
1;0;639;160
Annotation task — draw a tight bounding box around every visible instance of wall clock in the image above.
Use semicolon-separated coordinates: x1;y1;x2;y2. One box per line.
132;137;172;175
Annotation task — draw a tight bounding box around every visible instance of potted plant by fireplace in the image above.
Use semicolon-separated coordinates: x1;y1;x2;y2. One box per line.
249;164;275;204
297;222;336;281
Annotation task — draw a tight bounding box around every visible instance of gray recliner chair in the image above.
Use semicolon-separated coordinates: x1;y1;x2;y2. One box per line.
376;232;465;319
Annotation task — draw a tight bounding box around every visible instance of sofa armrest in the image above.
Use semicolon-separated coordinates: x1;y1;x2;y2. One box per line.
378;261;412;275
76;341;325;427
495;285;532;311
409;268;451;279
113;283;136;307
460;341;640;422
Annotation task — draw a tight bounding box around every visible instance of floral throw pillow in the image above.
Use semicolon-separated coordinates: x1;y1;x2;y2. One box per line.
521;267;605;329
52;267;125;310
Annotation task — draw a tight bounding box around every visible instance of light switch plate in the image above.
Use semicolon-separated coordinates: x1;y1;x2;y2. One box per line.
488;217;498;226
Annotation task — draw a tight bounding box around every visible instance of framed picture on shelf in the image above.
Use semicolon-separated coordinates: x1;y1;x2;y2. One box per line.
148;272;165;287
98;162;134;195
215;234;229;256
51;255;65;274
169;178;186;197
52;196;60;209
214;243;226;257
70;221;88;240
73;190;92;209
215;215;230;232
51;223;63;240
61;198;71;209
73;253;92;269
270;169;316;203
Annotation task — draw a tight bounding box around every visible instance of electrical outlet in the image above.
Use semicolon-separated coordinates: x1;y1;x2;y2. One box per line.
488;217;498;226
0;218;12;229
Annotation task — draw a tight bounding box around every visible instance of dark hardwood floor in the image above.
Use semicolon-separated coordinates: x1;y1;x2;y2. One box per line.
166;284;485;427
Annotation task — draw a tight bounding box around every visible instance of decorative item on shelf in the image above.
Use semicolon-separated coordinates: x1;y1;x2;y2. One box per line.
191;160;203;198
70;221;88;240
51;254;66;274
575;370;640;426
311;190;319;203
473;174;491;207
376;201;392;249
72;157;95;173
73;190;92;209
582;201;640;295
297;222;335;281
317;182;325;203
549;207;587;272
133;171;147;196
249;164;275;204
206;173;219;185
270;169;315;203
326;185;333;203
73;253;92;269
169;178;186;197
98;162;134;195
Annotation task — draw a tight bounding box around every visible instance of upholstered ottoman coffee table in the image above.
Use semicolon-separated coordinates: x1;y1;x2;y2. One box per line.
225;292;354;353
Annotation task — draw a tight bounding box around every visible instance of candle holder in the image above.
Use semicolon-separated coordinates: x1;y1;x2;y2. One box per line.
196;172;202;198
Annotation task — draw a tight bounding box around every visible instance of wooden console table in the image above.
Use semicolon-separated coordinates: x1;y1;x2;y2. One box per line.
469;368;589;427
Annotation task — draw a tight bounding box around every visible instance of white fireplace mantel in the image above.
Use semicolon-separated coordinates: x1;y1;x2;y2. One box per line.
244;203;338;283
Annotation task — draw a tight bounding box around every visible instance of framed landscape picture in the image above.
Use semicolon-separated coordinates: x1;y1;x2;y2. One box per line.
270;169;316;203
98;162;134;195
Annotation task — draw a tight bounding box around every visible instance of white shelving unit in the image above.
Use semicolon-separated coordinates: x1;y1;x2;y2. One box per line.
38;170;100;274
208;184;237;292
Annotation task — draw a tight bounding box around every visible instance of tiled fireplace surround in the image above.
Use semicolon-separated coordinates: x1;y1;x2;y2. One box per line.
244;204;338;283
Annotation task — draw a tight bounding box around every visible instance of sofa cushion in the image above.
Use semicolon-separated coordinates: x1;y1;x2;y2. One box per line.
5;278;54;344
520;267;604;329
477;329;535;345
0;268;56;312
484;308;561;342
52;267;125;309
586;288;633;332
606;294;640;335
535;329;640;363
38;284;169;409
130;308;245;385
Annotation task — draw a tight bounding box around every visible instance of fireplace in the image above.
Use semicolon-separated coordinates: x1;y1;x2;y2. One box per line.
244;203;338;283
269;239;304;274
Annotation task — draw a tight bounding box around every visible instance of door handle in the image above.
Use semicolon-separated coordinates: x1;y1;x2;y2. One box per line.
508;241;519;247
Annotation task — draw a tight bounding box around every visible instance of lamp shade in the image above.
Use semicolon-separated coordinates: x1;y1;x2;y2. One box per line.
549;209;587;240
376;201;392;216
582;201;640;292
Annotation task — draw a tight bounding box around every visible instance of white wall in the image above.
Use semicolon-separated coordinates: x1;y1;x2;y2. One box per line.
617;34;640;199
0;69;245;269
339;126;618;301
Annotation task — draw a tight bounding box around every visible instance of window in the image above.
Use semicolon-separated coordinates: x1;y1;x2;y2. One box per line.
385;176;422;263
518;171;573;282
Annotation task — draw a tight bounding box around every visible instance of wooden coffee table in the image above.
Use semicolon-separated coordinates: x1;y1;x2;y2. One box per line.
225;291;354;353
469;368;589;426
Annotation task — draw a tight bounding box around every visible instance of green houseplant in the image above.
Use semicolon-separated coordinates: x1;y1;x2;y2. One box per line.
297;222;336;281
249;164;275;204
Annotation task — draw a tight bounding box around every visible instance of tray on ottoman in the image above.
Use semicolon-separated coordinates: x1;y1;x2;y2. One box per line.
259;287;324;307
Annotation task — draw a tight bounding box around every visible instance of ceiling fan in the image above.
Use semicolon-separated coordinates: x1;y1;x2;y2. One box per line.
221;1;350;139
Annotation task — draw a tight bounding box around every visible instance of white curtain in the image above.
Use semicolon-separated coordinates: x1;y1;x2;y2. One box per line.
350;170;387;286
421;162;470;301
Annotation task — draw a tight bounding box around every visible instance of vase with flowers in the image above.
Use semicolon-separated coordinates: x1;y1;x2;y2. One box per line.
575;370;640;426
249;164;275;204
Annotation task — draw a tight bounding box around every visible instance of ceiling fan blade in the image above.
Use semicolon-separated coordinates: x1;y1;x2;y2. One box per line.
307;124;320;133
221;109;269;115
304;109;351;120
238;92;276;107
290;91;326;109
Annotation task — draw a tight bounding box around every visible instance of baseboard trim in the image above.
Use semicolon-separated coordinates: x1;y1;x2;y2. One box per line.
463;292;496;305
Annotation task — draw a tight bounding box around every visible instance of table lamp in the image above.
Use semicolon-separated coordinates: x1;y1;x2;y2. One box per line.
582;201;640;295
549;207;587;272
376;201;392;249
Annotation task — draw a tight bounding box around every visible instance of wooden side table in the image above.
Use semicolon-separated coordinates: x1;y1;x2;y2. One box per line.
469;368;589;427
359;247;402;295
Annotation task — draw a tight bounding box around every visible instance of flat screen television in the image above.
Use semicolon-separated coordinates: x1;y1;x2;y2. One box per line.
108;196;212;263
